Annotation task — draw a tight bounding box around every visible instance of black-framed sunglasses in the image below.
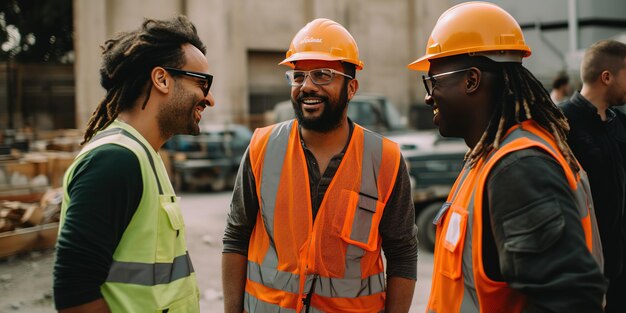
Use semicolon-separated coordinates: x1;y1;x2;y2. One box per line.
285;68;353;87
163;67;213;97
422;67;473;96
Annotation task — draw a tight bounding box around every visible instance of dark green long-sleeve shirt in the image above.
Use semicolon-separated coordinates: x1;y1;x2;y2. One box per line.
53;144;143;309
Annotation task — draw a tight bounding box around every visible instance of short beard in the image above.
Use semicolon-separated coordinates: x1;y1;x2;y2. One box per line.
292;81;349;132
157;81;201;138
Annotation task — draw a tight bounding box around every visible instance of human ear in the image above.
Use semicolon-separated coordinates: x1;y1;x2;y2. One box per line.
151;67;171;95
347;79;359;100
466;68;481;94
600;70;611;85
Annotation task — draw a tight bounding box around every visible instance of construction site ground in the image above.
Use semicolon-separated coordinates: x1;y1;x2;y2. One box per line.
0;192;432;312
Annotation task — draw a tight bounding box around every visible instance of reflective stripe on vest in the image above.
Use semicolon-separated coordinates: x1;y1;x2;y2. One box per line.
258;121;292;270
428;121;599;313
247;260;386;297
106;252;194;286
246;120;398;312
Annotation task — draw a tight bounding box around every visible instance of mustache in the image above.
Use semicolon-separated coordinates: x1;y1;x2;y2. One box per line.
297;92;328;103
196;99;209;109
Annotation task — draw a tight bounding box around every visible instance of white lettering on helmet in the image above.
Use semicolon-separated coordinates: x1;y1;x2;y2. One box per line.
300;36;322;44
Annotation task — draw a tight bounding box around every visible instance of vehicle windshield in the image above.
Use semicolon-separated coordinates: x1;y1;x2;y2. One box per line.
347;97;405;131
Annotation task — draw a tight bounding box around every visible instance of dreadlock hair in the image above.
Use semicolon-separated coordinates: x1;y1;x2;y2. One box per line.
458;55;579;172
81;15;206;144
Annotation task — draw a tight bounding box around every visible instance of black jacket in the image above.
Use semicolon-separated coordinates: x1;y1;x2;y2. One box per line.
482;148;607;312
560;92;626;278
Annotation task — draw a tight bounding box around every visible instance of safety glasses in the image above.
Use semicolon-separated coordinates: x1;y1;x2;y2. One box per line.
285;68;353;87
163;67;213;97
422;68;473;96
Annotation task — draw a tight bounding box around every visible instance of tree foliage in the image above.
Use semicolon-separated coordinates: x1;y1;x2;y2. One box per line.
0;0;73;63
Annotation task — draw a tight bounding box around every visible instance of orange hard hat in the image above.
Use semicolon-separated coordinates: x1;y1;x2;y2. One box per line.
280;18;364;70
408;1;531;72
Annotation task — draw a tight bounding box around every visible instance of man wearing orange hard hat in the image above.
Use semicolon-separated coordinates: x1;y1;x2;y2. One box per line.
408;2;607;312
222;18;417;313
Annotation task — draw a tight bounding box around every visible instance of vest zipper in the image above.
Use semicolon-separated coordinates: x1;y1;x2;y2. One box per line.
302;274;319;313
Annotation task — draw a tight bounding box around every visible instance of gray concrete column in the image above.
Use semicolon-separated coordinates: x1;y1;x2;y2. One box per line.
227;0;247;125
185;0;239;125
73;0;107;129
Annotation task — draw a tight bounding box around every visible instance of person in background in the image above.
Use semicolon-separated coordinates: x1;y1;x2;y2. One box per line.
222;18;417;313
408;2;606;312
550;72;572;104
54;15;214;312
560;39;626;313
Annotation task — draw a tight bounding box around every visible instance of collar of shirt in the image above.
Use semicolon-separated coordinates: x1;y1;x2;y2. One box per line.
570;91;617;123
571;91;626;143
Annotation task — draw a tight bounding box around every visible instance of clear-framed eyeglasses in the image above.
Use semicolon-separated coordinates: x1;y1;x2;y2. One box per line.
422;68;473;96
285;68;353;87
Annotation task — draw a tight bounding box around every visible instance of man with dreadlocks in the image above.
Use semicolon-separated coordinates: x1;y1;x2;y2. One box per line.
53;16;214;312
408;2;606;312
560;39;626;313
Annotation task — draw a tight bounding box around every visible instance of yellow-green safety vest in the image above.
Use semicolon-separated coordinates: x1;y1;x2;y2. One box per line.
60;120;200;312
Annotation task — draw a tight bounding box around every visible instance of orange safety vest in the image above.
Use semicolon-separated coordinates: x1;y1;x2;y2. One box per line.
427;120;603;313
244;120;401;313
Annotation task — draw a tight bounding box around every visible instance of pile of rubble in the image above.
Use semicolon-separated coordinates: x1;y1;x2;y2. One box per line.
0;188;63;259
0;129;82;259
0;189;62;232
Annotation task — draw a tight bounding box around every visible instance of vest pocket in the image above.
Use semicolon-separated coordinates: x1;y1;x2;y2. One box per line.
340;189;383;252
157;195;185;261
161;195;184;230
501;197;565;253
156;292;199;312
437;205;468;280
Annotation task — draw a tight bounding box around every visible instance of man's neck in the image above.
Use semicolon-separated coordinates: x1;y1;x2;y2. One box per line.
300;119;350;155
299;119;350;175
580;85;610;121
117;111;165;151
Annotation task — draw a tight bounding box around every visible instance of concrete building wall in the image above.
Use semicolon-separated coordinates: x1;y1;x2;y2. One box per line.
73;0;107;130
74;0;626;129
480;0;626;86
73;0;452;129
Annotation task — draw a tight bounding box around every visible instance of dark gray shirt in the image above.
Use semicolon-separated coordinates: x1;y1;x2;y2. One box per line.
223;122;418;280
